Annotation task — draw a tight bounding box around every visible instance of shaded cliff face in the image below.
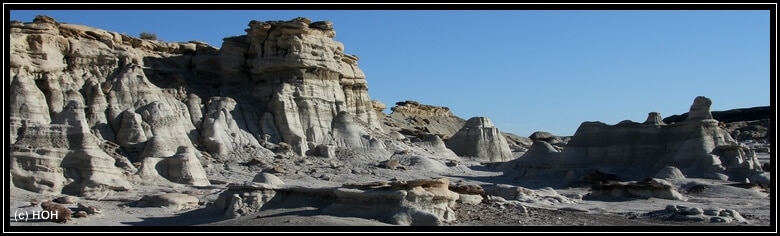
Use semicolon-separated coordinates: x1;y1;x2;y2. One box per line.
8;15;381;194
503;96;768;185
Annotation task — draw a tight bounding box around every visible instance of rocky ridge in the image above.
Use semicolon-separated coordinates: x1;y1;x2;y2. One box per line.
502;96;769;186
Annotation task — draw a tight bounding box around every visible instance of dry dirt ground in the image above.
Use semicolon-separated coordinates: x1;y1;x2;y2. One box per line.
7;184;773;233
6;153;774;233
200;189;772;231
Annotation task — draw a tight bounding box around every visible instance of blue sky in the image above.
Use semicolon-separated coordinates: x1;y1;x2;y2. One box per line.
9;8;771;136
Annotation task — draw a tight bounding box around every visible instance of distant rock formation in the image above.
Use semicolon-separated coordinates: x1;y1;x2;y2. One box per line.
382;100;465;140
724;119;770;142
377;100;532;154
445;117;513;163
391;100;455;117
663;105;771;124
528;131;567;150
644;112;666;125
685;96;715;121
663;103;770;142
502;96;768;185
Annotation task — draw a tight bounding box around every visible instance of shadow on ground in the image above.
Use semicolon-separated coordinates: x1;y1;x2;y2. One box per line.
120;207;224;226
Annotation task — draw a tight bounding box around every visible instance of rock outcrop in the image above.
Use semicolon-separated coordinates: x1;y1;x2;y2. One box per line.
641;205;749;224
483;184;576;205
134;193;201;211
210;178;459;226
390;100;455;118
685;96;715;121
237;17;382;154
10;98;133;197
586;178;688;201
663;104;770;142
9;15;387;195
445;117;513;163
379;100;531;154
528;131;566;150
644;112;666;125
654;166;686;180
383;100;466;140
663;105;771;124
503;96;767;184
137;146;210;186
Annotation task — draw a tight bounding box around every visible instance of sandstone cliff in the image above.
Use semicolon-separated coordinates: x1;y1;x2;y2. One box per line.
8;15;384;195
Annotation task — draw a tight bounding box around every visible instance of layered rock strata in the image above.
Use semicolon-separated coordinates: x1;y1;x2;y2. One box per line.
503;96;768;184
8;15;383;195
445;117;513;163
210;178;459;226
383;100;466;140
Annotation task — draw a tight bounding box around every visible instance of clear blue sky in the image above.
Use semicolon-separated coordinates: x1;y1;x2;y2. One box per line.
9;8;771;137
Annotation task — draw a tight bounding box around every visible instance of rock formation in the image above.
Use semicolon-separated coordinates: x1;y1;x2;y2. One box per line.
10;98;133;197
502;96;768;185
663;105;770;124
378;100;531;153
445;117;514;163
210;178;459;226
644;112;666;125
383;100;466;140
641;205;749;224
654;166;686;180
685;96;715;121
134;193;201;211
390;100;455;118
238;17;382;154
137;146;210;186
663;103;770;143
528;131;566;150
8;15;387;195
586;178;688;201
7;15;771;228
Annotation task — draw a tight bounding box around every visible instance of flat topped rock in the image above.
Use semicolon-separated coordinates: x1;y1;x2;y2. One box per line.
390;100;454;117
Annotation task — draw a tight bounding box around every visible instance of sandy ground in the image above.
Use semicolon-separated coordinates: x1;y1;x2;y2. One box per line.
6;152;773;232
7;177;772;233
